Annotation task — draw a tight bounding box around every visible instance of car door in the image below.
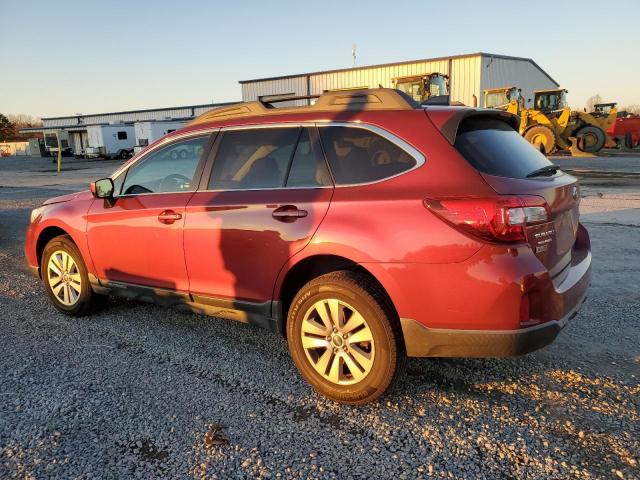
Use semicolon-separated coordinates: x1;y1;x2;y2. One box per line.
86;133;213;293
184;125;333;308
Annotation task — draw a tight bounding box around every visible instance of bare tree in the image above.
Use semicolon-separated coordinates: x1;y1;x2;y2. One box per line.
6;114;43;128
2;114;43;141
585;94;603;112
620;104;640;116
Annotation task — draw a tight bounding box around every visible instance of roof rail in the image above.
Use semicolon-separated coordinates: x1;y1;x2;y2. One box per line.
262;94;320;105
188;88;417;126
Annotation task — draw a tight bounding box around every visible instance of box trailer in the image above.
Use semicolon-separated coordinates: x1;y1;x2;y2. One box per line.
134;120;187;154
85;124;135;159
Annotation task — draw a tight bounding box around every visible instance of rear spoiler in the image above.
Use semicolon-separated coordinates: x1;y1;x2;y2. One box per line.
424;107;520;145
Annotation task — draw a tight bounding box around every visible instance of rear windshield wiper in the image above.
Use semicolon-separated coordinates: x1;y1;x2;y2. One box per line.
526;165;560;178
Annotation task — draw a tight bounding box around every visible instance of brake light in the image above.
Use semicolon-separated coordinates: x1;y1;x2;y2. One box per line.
424;196;550;243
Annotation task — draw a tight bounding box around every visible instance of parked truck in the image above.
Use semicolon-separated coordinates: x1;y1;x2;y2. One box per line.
133;120;186;154
85;124;135;159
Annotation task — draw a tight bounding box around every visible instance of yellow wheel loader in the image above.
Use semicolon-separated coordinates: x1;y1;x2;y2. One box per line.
533;89;618;153
483;86;523;115
393;73;450;104
484;87;569;154
590;103;619;148
484;87;616;154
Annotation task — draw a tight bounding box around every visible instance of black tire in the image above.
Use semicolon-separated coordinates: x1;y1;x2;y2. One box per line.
287;271;404;404
119;150;129;159
575;125;606;153
624;132;635;150
524;125;557;154
41;235;108;316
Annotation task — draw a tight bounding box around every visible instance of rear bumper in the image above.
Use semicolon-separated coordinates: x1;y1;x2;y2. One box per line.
401;292;587;357
397;223;591;358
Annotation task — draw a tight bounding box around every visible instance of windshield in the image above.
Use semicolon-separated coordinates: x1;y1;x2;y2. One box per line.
485;88;518;108
535;91;567;111
395;80;423;102
595;104;613;114
454;118;557;179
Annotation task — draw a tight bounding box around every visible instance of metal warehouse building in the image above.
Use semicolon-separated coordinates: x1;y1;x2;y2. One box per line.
239;52;559;108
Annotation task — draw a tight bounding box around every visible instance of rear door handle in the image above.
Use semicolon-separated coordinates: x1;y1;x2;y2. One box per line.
272;205;308;221
158;210;182;224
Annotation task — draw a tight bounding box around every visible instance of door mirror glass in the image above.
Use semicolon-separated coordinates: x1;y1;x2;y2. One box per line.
91;178;115;198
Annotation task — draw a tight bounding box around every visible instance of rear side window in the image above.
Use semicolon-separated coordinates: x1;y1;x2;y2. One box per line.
454;118;554;179
286;128;332;188
319;126;417;185
209;128;299;190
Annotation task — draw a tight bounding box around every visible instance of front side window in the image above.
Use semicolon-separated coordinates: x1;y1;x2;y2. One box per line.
117;131;128;140
120;136;208;195
319;126;417;185
208;128;300;190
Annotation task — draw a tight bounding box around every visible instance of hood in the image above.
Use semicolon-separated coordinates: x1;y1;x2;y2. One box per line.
43;190;92;206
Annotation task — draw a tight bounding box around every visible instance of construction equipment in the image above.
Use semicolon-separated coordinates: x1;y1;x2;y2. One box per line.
484;86;616;155
532;89;619;153
392;73;449;104
597;105;640;149
484;87;569;154
483;86;522;115
590;103;621;148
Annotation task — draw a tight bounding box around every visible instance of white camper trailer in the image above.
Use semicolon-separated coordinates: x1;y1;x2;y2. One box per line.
85;124;135;159
134;120;187;154
43;130;72;157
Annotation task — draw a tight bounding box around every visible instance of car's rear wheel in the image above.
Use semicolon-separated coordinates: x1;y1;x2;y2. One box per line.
287;271;403;404
42;235;107;316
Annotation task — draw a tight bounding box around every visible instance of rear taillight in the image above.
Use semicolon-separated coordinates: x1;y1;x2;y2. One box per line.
424;196;550;243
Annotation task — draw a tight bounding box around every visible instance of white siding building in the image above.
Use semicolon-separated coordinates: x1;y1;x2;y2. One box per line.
240;52;559;108
22;102;237;156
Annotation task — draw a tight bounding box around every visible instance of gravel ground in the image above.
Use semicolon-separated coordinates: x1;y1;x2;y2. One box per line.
0;181;638;479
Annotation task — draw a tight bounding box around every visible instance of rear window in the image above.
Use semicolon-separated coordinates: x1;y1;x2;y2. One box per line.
454;118;554;179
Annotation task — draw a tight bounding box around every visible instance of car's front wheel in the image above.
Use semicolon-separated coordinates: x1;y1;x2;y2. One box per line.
287;271;404;404
41;235;107;316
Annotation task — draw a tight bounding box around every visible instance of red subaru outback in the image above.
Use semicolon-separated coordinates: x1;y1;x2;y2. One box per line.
25;89;591;404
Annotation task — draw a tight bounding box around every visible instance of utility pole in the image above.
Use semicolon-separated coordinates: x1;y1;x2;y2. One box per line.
55;131;61;173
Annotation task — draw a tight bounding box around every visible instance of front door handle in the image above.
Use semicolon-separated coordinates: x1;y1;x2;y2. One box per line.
272;205;308;222
158;210;182;224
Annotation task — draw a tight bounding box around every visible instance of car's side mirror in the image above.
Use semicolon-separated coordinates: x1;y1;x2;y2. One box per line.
90;178;115;198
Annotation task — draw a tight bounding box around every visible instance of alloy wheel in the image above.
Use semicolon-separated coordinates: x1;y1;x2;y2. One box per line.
300;298;375;385
47;250;82;306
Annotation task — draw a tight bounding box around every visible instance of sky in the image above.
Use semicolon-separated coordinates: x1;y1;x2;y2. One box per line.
1;0;638;118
